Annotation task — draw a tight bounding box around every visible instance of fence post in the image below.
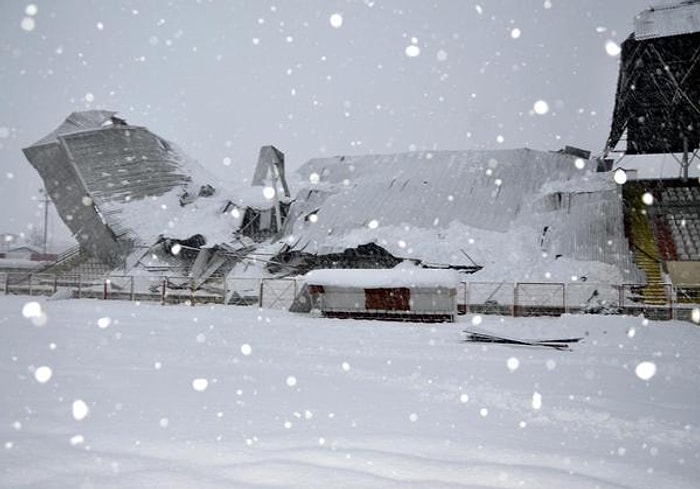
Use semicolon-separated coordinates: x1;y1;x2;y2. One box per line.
28;274;33;296
161;278;167;305
619;285;625;311
513;282;518;317
53;275;58;295
259;279;265;308
77;274;82;299
4;273;9;295
130;276;135;302
562;283;567;315
103;279;109;300
222;277;228;305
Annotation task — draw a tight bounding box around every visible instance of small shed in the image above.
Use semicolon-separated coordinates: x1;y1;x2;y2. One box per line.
301;266;459;322
6;245;42;260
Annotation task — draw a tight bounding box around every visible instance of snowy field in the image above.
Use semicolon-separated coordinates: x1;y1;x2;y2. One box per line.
1;295;699;488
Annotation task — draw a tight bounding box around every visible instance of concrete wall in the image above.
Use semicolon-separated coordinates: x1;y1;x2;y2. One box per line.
667;261;700;284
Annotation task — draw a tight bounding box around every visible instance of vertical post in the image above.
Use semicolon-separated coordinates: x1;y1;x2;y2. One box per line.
562;283;567;315
259;279;264;308
4;273;9;295
161;278;167;305
130;276;135;302
78;274;82;299
53;274;58;294
681;136;689;182
513;282;518;317
618;284;625;311
103;279;108;300
28;274;33;296
40;188;50;255
464;282;469;315
222;277;228;305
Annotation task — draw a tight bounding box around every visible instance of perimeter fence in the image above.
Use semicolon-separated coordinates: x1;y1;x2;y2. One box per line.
1;272;698;321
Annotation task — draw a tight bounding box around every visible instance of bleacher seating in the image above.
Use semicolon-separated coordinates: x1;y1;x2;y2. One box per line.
658;185;700;261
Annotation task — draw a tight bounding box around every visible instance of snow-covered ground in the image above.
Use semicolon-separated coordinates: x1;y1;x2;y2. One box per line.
1;295;699;488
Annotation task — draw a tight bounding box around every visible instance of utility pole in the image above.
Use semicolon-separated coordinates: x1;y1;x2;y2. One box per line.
39;188;50;255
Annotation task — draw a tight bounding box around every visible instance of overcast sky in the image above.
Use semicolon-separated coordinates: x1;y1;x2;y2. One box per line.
0;1;661;246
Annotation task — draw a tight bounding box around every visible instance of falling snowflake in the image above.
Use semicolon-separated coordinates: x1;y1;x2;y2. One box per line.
506;357;520;372
69;434;84;446
34;366;53;383
533;100;549;115
635;361;657;381
605;40;621;57
97;317;111;329
405;44;420;58
72;400;90;421
532;392;543;410
286;376;297;387
329;13;343;28
21;17;36;32
263;186;276;200
22;301;47;326
241;344;252;356
613;169;627;185
192;378;209;391
510;28;521;39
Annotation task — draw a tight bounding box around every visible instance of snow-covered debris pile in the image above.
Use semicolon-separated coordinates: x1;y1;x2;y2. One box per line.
23;112;291;280
277;149;637;284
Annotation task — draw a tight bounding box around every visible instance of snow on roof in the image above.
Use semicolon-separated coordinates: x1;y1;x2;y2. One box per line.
634;1;700;39
285;149;593;262
304;264;460;289
29;110;118;147
24;111;283;252
279;149;636;284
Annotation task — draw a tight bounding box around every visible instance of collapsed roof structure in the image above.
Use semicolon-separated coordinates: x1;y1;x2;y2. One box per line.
606;0;700;178
272;149;637;283
23;110;640;289
23;111;291;285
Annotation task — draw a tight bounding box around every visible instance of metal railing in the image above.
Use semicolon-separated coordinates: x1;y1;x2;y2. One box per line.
1;271;698;321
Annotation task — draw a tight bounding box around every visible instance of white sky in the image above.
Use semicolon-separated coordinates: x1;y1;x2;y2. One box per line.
0;1;662;246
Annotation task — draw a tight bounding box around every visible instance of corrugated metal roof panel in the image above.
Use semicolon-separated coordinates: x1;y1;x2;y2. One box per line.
635;1;700;39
